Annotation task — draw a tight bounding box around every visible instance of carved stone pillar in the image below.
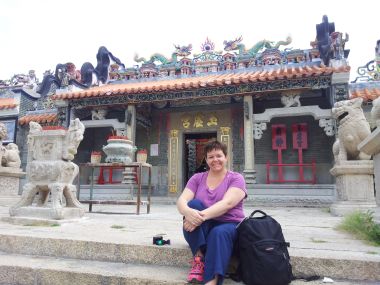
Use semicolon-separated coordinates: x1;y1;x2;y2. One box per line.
243;95;256;184
126;105;136;144
219;127;231;170
168;130;179;195
54;100;69;127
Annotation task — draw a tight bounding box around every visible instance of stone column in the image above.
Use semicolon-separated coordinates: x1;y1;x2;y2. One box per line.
358;128;380;206
126;105;136;144
243;95;256;184
55;100;70;127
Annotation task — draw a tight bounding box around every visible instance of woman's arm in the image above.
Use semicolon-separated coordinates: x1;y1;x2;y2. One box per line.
200;187;245;221
177;188;204;226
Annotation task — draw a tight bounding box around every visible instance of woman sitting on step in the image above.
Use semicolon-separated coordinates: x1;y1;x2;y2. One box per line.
177;140;246;285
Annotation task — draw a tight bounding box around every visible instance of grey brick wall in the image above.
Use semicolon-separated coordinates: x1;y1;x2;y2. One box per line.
254;115;335;184
255;116;334;164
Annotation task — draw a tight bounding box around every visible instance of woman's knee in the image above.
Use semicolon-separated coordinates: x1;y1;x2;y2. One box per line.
208;224;237;241
187;199;206;211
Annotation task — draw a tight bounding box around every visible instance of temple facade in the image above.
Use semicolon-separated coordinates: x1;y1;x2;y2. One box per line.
3;16;378;205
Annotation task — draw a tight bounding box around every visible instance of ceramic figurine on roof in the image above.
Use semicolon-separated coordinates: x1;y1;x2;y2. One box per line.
134;44;192;65
316;15;335;65
223;36;292;57
0;80;11;87
37;46;125;96
330;32;349;61
9;70;39;91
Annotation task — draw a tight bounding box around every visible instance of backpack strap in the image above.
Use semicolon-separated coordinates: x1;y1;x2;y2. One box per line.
249;210;267;218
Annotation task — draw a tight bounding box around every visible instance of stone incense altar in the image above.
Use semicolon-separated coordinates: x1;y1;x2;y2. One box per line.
9;119;85;220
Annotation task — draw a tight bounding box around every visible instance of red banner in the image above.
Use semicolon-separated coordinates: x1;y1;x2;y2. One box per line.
272;124;287;150
292;123;308;149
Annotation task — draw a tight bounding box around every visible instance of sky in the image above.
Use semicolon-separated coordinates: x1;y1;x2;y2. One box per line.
0;0;379;82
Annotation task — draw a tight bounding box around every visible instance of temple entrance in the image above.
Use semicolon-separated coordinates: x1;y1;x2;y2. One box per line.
184;132;217;185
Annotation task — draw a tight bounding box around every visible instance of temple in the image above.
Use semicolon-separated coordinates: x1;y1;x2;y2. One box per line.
1;16;379;206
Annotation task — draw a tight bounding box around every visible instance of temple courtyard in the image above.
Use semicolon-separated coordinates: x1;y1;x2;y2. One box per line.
0;201;379;285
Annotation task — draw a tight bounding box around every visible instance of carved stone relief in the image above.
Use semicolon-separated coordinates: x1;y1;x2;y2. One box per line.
253;123;267;139
319;118;335;136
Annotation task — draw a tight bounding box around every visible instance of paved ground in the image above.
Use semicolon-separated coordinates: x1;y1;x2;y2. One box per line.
0;201;379;284
1;203;379;258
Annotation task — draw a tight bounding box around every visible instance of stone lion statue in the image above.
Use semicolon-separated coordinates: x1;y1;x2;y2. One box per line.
332;98;371;163
1;143;21;168
371;96;380;128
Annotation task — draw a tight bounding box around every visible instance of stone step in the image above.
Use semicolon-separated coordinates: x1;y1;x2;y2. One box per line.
0;234;379;282
0;251;378;285
246;184;336;206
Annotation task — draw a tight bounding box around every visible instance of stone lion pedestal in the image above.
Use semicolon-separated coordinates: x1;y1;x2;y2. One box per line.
9;119;85;220
0;167;25;206
330;160;377;216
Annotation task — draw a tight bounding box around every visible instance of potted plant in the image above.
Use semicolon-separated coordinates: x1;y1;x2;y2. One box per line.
90;151;102;164
136;148;148;163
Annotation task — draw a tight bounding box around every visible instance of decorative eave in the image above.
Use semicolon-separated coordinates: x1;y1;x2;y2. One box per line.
0;98;18;110
52;63;350;107
18;110;58;126
350;81;380;101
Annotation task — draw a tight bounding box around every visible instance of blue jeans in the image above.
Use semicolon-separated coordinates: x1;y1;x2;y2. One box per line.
183;199;238;285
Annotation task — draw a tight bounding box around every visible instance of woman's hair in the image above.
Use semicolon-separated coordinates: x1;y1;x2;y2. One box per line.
203;140;227;157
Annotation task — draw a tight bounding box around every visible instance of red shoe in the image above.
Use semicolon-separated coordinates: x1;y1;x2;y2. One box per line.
187;255;204;284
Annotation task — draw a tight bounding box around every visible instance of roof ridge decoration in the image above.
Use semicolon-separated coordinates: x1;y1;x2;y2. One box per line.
37;46;125;97
351;40;380;84
223;35;292;58
134;44;193;65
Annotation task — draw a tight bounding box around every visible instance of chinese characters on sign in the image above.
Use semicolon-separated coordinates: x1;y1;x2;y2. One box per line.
271;124;287;150
182;114;218;129
292;123;308;149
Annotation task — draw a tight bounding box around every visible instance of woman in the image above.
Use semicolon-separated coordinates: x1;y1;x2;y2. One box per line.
177;140;246;285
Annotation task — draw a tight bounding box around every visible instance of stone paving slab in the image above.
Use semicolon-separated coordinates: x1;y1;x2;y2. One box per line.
0;252;379;285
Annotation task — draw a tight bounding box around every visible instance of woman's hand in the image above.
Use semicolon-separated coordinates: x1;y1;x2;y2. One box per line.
183;218;197;232
184;208;205;227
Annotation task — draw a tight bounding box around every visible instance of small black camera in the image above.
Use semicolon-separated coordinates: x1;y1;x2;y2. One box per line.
153;235;171;246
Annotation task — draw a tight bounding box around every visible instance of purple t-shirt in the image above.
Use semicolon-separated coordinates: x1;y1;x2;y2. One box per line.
185;171;247;222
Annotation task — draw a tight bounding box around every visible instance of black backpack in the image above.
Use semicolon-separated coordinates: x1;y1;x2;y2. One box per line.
236;210;293;285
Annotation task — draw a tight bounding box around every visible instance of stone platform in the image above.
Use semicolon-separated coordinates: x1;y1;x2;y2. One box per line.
0;202;379;284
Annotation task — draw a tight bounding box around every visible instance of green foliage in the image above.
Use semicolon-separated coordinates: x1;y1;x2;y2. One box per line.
23;221;59;227
310;238;327;243
338;210;380;246
111;225;125;229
